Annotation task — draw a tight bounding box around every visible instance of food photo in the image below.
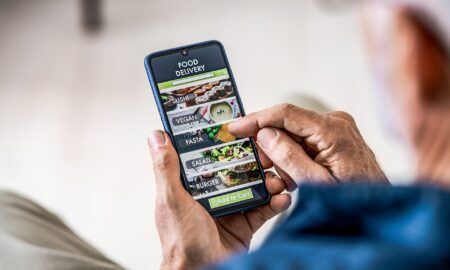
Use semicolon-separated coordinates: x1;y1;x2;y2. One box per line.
168;97;241;134
174;123;237;154
181;140;255;174
187;161;262;197
6;1;450;269
161;79;234;112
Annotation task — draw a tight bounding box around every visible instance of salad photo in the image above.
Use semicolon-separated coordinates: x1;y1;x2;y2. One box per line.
201;141;253;162
182;140;255;174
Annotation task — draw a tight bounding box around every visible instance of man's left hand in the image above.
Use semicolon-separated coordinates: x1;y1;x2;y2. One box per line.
148;130;291;270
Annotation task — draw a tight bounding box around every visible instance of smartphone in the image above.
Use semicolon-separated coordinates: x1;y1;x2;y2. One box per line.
144;40;269;217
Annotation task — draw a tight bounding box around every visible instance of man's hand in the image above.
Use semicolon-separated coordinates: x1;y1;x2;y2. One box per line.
148;130;291;270
229;103;389;187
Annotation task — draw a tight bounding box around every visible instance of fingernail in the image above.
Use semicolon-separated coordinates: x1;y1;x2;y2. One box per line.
257;128;278;150
272;172;282;180
267;171;281;179
148;130;166;150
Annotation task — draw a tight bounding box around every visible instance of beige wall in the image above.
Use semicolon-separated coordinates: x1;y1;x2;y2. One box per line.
0;0;411;268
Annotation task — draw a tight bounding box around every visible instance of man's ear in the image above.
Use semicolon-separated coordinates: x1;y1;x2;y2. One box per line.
396;9;450;104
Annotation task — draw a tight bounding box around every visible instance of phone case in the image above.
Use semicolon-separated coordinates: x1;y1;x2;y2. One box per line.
144;40;270;217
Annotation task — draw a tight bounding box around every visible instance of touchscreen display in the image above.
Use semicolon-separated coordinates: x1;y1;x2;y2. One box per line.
149;43;267;212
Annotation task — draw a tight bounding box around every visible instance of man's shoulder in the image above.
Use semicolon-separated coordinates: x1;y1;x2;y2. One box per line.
209;184;450;270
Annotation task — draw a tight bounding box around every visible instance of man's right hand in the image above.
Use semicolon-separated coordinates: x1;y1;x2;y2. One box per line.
228;103;389;189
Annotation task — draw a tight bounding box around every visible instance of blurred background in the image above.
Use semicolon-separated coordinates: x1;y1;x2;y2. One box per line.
0;0;412;268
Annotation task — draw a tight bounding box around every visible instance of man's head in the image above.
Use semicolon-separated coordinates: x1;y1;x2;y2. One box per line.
362;0;450;183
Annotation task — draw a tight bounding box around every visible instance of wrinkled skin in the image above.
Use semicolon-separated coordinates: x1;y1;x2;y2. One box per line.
228;103;389;188
148;3;450;269
148;131;291;270
148;105;388;269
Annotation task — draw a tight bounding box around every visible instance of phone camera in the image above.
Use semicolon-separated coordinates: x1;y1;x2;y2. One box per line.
181;49;189;56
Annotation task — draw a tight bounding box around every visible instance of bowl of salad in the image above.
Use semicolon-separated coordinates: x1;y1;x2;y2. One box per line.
200;141;253;162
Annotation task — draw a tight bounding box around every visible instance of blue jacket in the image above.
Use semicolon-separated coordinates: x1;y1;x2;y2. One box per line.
210;184;450;270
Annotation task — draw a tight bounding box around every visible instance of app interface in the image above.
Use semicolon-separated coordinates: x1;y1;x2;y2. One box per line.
150;44;267;211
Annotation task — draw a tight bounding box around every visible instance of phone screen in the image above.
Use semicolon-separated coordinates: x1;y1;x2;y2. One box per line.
146;41;269;216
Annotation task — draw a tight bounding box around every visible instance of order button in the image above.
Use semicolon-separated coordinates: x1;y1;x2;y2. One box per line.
208;188;254;209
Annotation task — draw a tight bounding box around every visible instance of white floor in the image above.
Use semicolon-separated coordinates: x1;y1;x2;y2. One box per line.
0;1;412;269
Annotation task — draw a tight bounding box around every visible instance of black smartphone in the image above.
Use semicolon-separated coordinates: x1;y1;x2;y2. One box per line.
144;40;270;217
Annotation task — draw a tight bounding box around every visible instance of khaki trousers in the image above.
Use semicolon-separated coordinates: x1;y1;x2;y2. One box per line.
0;191;123;270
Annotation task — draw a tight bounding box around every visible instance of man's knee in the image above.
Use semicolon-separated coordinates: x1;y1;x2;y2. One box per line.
0;190;28;204
0;190;63;228
0;190;28;213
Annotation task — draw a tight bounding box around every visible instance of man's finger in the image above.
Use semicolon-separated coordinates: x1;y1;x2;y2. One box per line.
273;165;297;192
229;103;323;138
245;193;291;232
265;171;286;195
257;128;333;184
147;130;185;196
256;144;273;169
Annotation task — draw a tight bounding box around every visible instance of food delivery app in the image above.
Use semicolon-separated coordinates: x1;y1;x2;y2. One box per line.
150;44;267;211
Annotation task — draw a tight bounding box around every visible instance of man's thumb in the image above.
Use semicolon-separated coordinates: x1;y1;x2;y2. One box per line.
148;130;182;191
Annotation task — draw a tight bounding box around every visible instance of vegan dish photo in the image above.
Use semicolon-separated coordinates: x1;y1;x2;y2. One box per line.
168;97;241;134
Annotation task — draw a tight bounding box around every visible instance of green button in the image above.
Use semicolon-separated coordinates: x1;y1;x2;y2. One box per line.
208;188;254;209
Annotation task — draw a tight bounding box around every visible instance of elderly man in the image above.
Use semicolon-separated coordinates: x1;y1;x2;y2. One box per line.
149;1;450;269
148;1;450;269
1;0;449;269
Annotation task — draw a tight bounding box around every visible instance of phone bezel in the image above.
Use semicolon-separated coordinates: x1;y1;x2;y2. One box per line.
144;40;270;217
